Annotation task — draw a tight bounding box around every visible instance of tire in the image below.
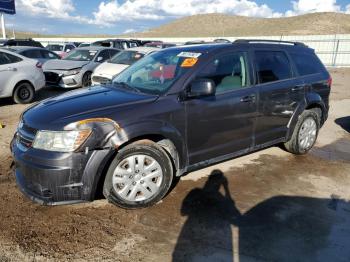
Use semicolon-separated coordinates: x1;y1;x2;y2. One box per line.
13;82;35;104
82;72;92;87
284;108;321;155
103;140;174;209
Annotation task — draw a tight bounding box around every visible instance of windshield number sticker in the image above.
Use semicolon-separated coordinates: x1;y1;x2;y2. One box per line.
177;52;202;58
181;58;198;67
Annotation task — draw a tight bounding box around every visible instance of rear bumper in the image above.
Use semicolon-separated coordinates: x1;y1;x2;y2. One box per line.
11;135;113;205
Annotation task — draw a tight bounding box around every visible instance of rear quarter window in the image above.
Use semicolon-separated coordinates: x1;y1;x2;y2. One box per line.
290;52;325;76
254;51;292;84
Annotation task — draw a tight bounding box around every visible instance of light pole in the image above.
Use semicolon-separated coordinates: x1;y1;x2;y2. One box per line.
1;12;5;39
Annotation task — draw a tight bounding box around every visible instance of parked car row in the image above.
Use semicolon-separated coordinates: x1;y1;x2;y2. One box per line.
0;38;231;104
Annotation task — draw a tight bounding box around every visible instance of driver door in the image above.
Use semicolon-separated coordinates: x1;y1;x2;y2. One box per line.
186;51;258;165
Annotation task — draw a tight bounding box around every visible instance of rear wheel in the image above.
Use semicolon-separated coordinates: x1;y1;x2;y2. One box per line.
13;82;35;104
284;109;320;154
103;140;174;209
82;72;92;87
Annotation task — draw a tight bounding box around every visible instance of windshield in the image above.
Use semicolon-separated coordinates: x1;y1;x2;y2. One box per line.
112;49;201;95
110;50;145;65
63;49;97;61
47;45;63;51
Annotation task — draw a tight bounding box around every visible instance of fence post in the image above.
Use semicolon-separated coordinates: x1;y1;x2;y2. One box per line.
332;39;340;67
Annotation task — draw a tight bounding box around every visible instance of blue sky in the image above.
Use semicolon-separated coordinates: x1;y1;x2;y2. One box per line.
3;0;350;35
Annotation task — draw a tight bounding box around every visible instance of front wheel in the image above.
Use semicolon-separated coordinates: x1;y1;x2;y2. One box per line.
82;72;92;87
284;109;320;154
13;82;35;104
103;140;174;209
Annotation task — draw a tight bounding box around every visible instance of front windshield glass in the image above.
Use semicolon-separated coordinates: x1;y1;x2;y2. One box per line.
112;49;201;95
47;45;63;51
63;49;97;61
110;50;145;65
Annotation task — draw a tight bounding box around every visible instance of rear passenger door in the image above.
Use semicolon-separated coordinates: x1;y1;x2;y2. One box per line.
186;51;258;164
254;50;305;146
0;52;22;96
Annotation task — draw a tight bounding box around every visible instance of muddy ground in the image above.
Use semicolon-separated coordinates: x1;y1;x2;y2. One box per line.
0;69;349;262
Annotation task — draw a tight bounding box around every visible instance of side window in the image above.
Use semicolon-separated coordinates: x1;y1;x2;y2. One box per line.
255;51;292;84
96;50;110;62
22;49;43;59
64;45;74;52
109;49;120;58
290;52;324;76
0;52;11;65
198;52;250;93
0;52;22;65
41;50;59;59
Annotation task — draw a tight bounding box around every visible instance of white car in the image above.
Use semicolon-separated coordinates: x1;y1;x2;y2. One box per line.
91;47;159;85
0;49;45;104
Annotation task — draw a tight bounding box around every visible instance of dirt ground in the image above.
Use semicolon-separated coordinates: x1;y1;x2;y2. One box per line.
0;69;349;262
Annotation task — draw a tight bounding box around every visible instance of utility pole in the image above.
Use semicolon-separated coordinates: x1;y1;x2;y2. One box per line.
1;12;5;39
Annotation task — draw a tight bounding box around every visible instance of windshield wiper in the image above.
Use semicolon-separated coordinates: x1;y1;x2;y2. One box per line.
113;82;141;93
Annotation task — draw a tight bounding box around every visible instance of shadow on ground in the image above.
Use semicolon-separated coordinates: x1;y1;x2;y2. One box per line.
173;170;350;262
0;87;68;107
335;117;350;133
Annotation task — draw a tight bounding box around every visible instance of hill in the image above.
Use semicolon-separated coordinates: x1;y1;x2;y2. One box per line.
131;12;350;37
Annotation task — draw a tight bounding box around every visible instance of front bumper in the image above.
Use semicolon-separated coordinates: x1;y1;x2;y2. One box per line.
44;71;82;89
11;135;113;205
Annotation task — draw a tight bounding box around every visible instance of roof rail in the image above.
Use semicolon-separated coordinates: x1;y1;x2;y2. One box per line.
234;39;306;47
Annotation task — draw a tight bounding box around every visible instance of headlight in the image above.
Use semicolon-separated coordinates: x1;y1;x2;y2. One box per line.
33;130;91;152
64;68;81;76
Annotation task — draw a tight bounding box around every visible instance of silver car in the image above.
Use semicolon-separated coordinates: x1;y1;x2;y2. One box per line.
1;46;61;64
43;47;120;88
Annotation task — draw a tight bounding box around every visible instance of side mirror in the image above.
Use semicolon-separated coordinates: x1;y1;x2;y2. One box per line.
97;56;104;62
188;78;216;98
66;49;71;53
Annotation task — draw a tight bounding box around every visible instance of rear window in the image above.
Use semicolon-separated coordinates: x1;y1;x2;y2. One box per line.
290;52;325;76
22;49;43;59
255;51;292;84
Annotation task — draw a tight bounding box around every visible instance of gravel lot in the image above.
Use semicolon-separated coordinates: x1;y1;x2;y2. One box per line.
0;69;349;261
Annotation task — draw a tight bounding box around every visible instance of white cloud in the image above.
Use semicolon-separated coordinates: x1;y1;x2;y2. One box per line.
92;0;283;26
16;0;91;23
123;28;136;34
286;0;341;16
346;4;350;14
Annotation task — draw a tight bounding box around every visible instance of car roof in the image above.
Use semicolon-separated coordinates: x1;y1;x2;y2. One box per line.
127;46;159;53
166;43;231;54
0;48;28;58
2;46;44;52
75;46;119;51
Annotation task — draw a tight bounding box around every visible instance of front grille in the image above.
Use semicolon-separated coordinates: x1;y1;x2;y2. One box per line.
92;76;110;84
44;72;61;84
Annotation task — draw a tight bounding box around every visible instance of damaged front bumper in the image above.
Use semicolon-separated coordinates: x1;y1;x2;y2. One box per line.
11;136;113;206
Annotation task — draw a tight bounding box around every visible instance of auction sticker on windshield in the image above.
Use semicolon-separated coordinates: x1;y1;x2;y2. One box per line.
177;52;202;58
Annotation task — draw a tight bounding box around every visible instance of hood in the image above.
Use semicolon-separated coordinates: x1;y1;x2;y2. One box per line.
43;59;90;71
94;62;129;77
23;85;158;130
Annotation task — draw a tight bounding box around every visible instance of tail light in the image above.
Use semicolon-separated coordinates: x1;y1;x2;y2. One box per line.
36;62;42;69
327;76;332;88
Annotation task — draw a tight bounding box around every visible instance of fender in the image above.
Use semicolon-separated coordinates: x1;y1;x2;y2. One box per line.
286;91;326;140
116;120;188;171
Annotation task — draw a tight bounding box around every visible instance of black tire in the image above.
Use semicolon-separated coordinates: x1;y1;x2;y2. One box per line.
284;108;321;155
82;72;92;87
103;140;174;209
13;82;35;104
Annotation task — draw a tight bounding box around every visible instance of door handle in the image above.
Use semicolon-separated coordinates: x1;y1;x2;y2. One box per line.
292;85;304;91
240;95;255;103
7;67;17;72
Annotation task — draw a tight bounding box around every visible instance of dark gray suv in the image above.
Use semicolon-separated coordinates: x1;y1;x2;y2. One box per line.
11;40;331;209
